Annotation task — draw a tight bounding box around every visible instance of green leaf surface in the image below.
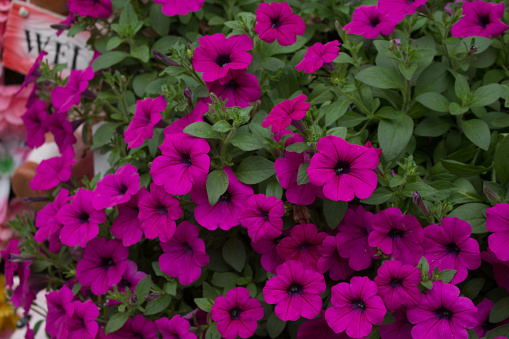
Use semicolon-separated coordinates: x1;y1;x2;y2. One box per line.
222;238;246;272
495;136;509;185
91;122;122;149
449;203;489;233
105;312;130;334
323;199;348;229
355;66;404;89
206;170;229;205
231;132;264;151
236;156;275;184
490;297;509;323
184;122;221;139
416;93;450;112
378;115;414;161
267;311;286;338
461;119;491;150
297;162;310;185
92;52;129;71
144;294;171;315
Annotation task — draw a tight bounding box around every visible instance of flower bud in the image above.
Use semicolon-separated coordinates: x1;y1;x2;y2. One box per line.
145;292;163;302
323;62;336;72
184;87;193;106
483;185;501;203
413;191;430;217
152;50;180;67
8;254;37;263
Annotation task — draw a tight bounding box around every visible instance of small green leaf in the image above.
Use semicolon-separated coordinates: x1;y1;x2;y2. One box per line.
437;269;456;283
285;142;309;153
261;57;285;71
194;298;215;313
231;132;264;151
490;297;509;323
462;278;485;300
323;199;348;229
495;136;509;185
105;312;130;334
454;73;470;102
131;45;150;63
441;160;488;177
266;180;283;200
378;115;414;161
485;323;509;338
135;275;151;301
449;203;489;233
325;100;351;126
92;52;129;71
144;294;171;315
461;119;491;150
106;37;125;51
91;122;122;149
470;84;505;107
418;257;430;276
211;121;233;133
416;93;450;112
184;122;221;139
297;162;310;185
205;323;222;339
267;311;286;338
449;102;469;115
236;156;275;184
327;127;347;139
399;63;418;81
355;66;404;89
222;238;246;272
206;170;229;205
361;187;393;205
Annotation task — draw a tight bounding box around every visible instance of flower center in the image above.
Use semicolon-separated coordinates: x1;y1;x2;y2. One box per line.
118;279;130;290
387;227;404;239
215;54;231;67
181;153;192;167
389;278;403;288
445;242;460;256
182;242;193;253
218;192;232;203
334;160;351;176
482;320;496;333
224;79;239;90
434;307;453;321
351;298;366;312
100;257;114;270
118;184;128;195
229;306;242;320
407;0;415;3
370;16;380;27
271;17;281;28
298;242;312;250
260;209;270;221
287;282;304;297
478;15;490;28
157;203;168;215
78;212;90;224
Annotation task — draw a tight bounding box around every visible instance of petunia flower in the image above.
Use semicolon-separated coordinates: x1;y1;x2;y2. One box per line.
317;235;354;281
1;239;31;308
482;249;509;294
159;221;209;285
325;276;387;338
124;95;167;149
138;183;182;242
46;112;77;153
155;315;197;339
251;234;287;274
57;189;107;247
206;69;261;108
193;33;253;82
68;0;112;19
93;163;140;210
379;307;414;339
18;51;47;93
263;260;326;321
298;310;361;339
486;203;509;261
190;167;253;231
165;98;209;135
108;260;147;306
277;223;327;271
110;187;149;247
239;194;284;243
254;1;306;46
374;260;421;312
64;300;99;339
21;99;49;148
75;238;128;296
307;136;379;201
29;146;76;191
423;216;481;285
451;1;509;38
109;314;158;339
153;0;204;17
151;133;210;196
34;188;69;243
336;205;377;271
46;286;74;339
262;94;310;133
295;41;340;74
407;281;478;339
378;0;427;21
343;5;401;39
51;67;94;111
211;287;264;339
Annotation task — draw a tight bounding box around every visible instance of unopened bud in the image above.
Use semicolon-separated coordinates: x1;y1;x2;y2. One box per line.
416;4;428;14
469;45;478;54
187;49;194;59
184;87;193;106
21;196;50;204
152;50;180;67
323;62;336;72
335;20;343;32
8;254;37;263
145;292;163;302
390;170;397;177
413;191;430;217
483;185;501;203
119;75;127;88
290;119;306;132
72;118;86;132
81;89;96;100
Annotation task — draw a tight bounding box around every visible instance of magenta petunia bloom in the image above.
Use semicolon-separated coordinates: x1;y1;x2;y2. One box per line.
277;223;327;271
46;112;77;153
108;260;147;306
153;0;204;17
93;163;140;210
482;249;509;293
124;96;167;149
263;260;325;321
21;99;49;148
451;1;509;38
156;315;197;339
57;188;107;247
19;51;47;93
239;194;284;243
336;205;376;271
34;188;69;243
308;136;379;201
159;221;209;285
317;235;354;281
211;287;264;339
151;133;210;196
64;300;99;339
423;216;481;285
1;239;31;308
190;167;253;231
298;310;360;339
368;207;424;265
68;0;112;19
251;233;287;274
487;203;509;261
138;183;182;242
262;94;310;133
343;5;400;39
473;298;502;338
407;281;477;339
110;187;149;247
206;69;261;108
295;41;340;74
46;286;74;339
325;276;386;338
76;238;128;296
165;98;209;135
374;260;421;312
379;307;414;339
51;67;94;111
378;0;427;21
109;314;158;339
193;33;253;82
30;147;76;191
254;1;306;46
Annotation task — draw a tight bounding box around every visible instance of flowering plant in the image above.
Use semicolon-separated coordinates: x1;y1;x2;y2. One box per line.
5;0;509;338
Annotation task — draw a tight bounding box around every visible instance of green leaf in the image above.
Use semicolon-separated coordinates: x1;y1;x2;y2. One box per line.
119;3;137;27
297;162;310;185
449;102;469;115
285;142;309;153
449;203;489;233
495;135;509;185
267;311;286;338
211;121;233;133
133;72;157;98
418;257;430;276
236;156;275;184
91;122;122;149
421;280;433;289
437;269;456;283
361;187;393;205
92;52;129;71
399;63;418;81
261;57;285;72
462;278;485;299
205;323;222;339
222;238;246;272
323;199;348;229
211;272;239;287
454;73;471;102
441;160;488;177
461;119;491;150
149;4;170;36
414;118;450;137
194;298;215;313
355;66;404;89
231;133;264;151
144;294;171;315
106;37;125;51
327;127;347;139
184;122;221;139
266;180;283;200
206;170;229;205
105;312;130;334
490;297;509;323
470;84;505;107
378;115;414;161
402;182;438;199
325;100;351;126
415;63;449;96
416;93;450;112
72;282;82;296
135;275;151;301
131;45;150;63
486;324;509;338
467;329;480;339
